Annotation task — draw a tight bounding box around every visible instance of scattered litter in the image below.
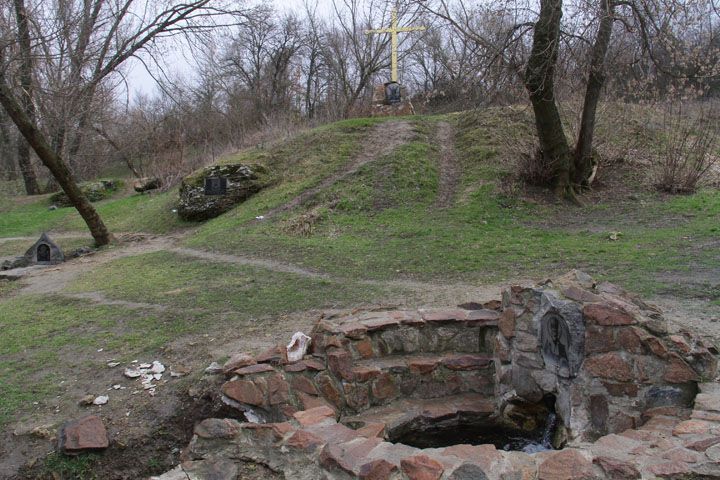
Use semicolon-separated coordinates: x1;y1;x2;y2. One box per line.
97;348;104;352
93;396;109;406
256;215;265;220
107;362;120;368
287;332;312;363
608;231;622;241
123;360;168;396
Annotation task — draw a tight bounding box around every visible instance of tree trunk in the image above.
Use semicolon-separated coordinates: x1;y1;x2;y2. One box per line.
0;79;114;246
524;0;574;198
0;117;17;180
13;0;41;195
573;0;615;186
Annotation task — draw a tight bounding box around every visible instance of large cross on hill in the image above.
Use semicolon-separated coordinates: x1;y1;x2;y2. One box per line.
365;9;426;83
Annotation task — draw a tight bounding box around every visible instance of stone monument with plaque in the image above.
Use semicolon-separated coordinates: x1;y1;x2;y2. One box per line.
177;164;273;221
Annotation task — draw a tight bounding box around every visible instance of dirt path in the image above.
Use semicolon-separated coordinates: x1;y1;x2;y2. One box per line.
435;121;461;208
259;121;416;220
171;247;331;279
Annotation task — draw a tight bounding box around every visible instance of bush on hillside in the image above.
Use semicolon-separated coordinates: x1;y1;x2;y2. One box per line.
655;109;719;194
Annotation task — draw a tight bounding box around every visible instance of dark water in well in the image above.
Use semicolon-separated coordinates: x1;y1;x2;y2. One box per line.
394;413;557;453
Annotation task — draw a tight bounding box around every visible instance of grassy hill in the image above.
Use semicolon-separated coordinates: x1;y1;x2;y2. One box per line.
2;109;719;296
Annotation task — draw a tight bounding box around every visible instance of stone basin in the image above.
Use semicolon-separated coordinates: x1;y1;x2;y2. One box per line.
155;271;720;480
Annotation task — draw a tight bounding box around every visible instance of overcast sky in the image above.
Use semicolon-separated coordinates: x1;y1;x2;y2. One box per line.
124;0;340;99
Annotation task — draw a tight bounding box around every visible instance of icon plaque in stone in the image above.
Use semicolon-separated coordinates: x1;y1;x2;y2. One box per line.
204;177;227;196
385;82;402;105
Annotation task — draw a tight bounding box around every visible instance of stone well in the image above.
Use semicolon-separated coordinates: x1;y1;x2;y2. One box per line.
158;271;720;480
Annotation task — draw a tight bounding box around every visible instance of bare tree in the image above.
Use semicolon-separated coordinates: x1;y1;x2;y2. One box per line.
11;0;39;194
0;0;249;245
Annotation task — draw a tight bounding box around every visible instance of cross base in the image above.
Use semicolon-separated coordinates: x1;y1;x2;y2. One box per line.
370;82;415;117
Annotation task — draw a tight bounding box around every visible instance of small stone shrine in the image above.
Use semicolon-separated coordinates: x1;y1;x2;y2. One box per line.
156;270;720;480
177;164;273;221
25;233;64;265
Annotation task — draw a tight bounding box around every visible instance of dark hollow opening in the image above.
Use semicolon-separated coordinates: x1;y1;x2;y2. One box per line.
388;395;559;453
37;244;51;262
393;421;553;452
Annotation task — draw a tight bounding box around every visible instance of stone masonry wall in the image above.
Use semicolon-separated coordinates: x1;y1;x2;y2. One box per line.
496;270;718;443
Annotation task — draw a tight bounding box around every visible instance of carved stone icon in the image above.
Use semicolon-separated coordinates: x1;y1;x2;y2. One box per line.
541;313;570;367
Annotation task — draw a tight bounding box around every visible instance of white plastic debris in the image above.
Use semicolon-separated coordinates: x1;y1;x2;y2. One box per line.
124;368;142;378
149;361;165;374
107;362;120;368
256;215;265;220
93;396;109;405
286;332;312;363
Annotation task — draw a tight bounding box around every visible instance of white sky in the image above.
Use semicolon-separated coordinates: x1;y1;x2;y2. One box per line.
124;0;338;100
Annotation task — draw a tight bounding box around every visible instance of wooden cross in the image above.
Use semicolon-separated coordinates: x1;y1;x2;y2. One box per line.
365;8;426;83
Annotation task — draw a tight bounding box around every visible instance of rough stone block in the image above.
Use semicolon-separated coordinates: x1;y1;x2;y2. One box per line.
293;406;336;427
58;416;109;454
538;449;598;480
584;353;633;382
222;380;265;406
401;454;444;480
583;303;636;326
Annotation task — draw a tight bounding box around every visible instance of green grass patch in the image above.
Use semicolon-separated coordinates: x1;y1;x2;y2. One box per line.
42;452;101;479
184;111;720;300
66;251;402;316
0;190;184;238
0;280;21;298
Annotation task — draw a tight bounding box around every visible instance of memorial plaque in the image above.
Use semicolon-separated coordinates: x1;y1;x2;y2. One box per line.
385;82;402;105
204;177;227;196
37;243;51;262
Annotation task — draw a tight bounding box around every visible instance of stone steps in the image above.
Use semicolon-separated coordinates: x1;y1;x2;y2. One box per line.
314;308;500;361
334;353;496;413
